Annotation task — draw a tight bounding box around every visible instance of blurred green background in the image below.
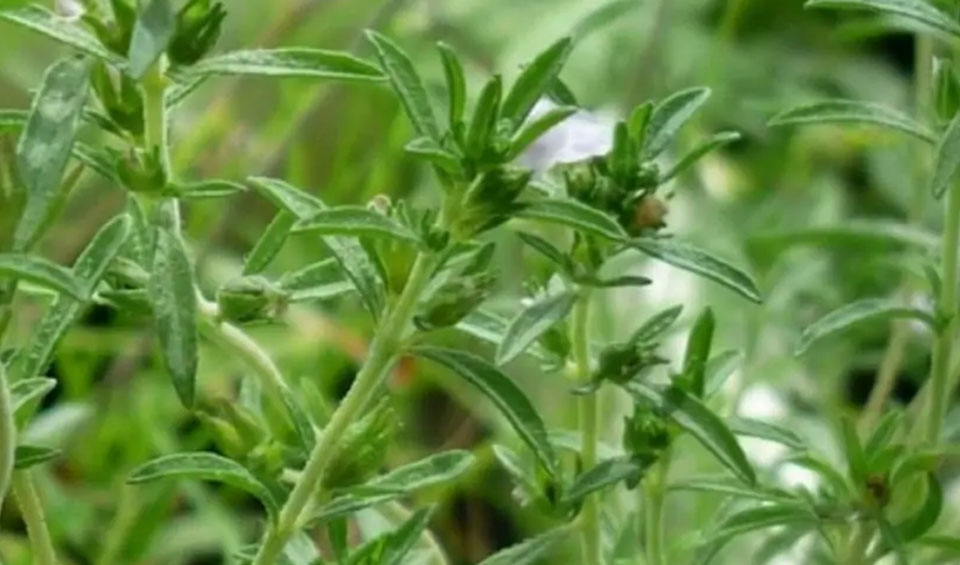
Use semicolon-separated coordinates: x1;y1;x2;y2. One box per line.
1;0;955;563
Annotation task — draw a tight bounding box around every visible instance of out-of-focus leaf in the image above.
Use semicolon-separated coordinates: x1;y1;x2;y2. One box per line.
933;109;960;198
681;307;714;397
747;221;940;257
631;305;683;343
507;105;577;159
10;377;55;416
662;131;741;182
769;100;935;143
455;309;549;360
13;445;59;469
476;527;568;565
0;5;122;64
695;503;819;564
728;418;806;450
805;0;960;38
796;298;937;355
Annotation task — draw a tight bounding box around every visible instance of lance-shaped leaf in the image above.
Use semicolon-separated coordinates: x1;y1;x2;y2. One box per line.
455;309;549;361
127;0;175;78
769;100;934;143
631;305;684;343
278;258;353;302
347;507;433;565
247;177;385;318
747;221;939;258
8;215;132;382
796;298;937;355
630;238;762;303
404;137;460;173
728;417;806;450
292;206;421;244
242;211;296;275
561;456;647;506
516;232;575;274
668;477;795;503
804;0;960;39
507;105;578;159
517;198;627;241
933;109;960;198
169;179;246;200
128;452;278;518
180;48;384;81
643;87;711;158
466;75;502;159
695;503;819;564
477;527;568;565
501;38;573;130
662;131;742;182
14;445;59;470
496;291;577;366
366;31;440;141
681;307;714;397
14;56;90;251
571;0;643;42
150;227;198;407
896;473;943;543
0;254;85;299
308;450;475;525
437;42;466;128
413;347;558;477
704;350;741;398
624;382;756;485
10;378;56;417
0;5;122;64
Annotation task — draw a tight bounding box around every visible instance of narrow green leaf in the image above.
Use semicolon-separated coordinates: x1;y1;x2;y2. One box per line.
150;227;198;407
704;350;741;398
292;206;420;244
13;445;59;469
782;453;852;497
517;198;627;241
624;382;756;485
579;274;652;288
643;87;711;157
933;109;960;198
630;305;683;343
628;101;653;142
455;309;549;361
769;100;934;143
414;347;558;477
841;416;869;484
10;377;56;417
0;254;85;299
501;38;573;130
796;298;936;355
668;477;794;502
507;105;577;160
243;211;296;275
278;258;353;302
366;31;440;141
477;527;568;565
348;507;433;565
169;179;246;200
804;0;960;38
127;0;175;79
662;131;741;182
181;48;384;81
15;56;90;251
466;75;502;159
728;417;806;450
128;452;279;518
496;291;577;366
561;456;646;506
0;5;122;64
630;238;762;303
747;221;939;258
309;451;475;525
865;410;903;455
0;362;13;515
696;503;819;564
681;307;714;397
915;536;960;557
436;42;466;129
404;136;461;173
571;0;643;42
516;232;574;274
8;215;132;382
247;177;386;318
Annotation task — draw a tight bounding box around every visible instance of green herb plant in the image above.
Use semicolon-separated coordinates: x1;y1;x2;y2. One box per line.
5;0;956;564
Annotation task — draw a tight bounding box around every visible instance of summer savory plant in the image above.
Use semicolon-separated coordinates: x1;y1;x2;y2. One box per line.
1;0;957;564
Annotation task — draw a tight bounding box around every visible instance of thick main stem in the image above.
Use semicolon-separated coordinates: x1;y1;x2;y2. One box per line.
572;291;601;565
252;252;439;565
925;178;960;444
12;471;57;565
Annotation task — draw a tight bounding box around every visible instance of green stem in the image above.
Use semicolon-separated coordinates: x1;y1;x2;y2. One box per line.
379;500;448;565
644;451;670;565
572;291;601;565
841;522;874;565
12;470;57;565
925;177;960;445
142;62;170;176
252;251;440;565
96;485;139;565
0;361;13;517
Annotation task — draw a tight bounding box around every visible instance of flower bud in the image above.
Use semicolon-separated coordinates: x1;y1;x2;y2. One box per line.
323;398;395;489
629;195;668;234
414;272;496;330
116;147;166;195
167;0;227;66
622;409;671;461
456;165;532;236
216;276;286;323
